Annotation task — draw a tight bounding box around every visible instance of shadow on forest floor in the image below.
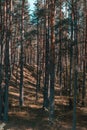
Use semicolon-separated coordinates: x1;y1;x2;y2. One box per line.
3;106;87;130
1;64;86;130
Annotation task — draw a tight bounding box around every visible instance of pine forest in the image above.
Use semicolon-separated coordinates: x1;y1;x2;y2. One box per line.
0;0;87;130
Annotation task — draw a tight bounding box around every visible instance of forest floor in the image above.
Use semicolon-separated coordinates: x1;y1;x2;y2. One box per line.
0;64;87;130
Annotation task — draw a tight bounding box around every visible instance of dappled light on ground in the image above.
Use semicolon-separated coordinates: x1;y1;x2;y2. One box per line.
0;65;86;130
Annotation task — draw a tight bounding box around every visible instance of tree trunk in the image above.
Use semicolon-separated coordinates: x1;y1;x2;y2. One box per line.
72;1;78;129
49;0;55;122
19;0;25;106
43;0;50;109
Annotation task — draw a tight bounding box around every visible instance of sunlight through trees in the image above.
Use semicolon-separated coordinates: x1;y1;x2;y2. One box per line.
0;0;87;129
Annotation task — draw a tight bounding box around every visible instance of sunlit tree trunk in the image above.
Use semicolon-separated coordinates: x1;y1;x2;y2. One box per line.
49;0;55;121
59;0;62;93
43;0;50;109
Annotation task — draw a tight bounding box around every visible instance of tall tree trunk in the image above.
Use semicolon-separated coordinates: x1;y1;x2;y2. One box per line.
49;0;55;122
0;0;3;120
59;0;62;94
72;1;78;129
19;0;25;106
36;14;39;100
3;0;11;121
82;0;87;106
69;3;74;109
43;0;50;109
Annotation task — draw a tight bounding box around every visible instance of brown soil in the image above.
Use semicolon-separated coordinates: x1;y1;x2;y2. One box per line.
0;64;87;130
